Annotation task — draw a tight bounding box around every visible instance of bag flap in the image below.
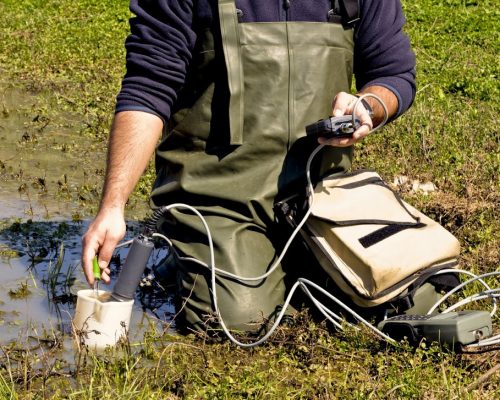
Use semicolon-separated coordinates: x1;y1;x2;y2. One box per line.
311;170;419;225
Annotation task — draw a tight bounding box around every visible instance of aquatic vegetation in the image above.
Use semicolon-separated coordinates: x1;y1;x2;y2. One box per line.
8;281;31;299
0;246;19;259
45;243;77;304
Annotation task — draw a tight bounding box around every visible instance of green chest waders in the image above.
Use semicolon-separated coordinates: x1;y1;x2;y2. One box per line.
151;1;355;332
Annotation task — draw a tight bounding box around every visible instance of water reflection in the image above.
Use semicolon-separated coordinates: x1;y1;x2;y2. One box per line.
0;82;173;372
0;218;174;354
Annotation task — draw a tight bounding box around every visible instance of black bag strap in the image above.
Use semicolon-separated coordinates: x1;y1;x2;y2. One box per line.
316;175;423;228
388;263;460;312
358;222;426;248
328;0;360;27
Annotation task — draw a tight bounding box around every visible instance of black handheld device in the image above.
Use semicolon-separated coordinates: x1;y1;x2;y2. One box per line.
305;115;361;139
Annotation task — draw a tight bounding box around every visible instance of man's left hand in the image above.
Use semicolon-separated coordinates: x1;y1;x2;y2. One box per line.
318;92;373;147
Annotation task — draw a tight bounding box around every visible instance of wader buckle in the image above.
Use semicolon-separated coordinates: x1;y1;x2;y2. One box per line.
328;0;360;27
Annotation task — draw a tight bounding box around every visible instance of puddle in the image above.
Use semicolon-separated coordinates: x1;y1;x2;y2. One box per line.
0;219;174;360
0;83;173;362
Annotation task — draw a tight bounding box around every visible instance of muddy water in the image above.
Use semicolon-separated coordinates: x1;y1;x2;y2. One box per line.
0;83;102;219
0;83;173;355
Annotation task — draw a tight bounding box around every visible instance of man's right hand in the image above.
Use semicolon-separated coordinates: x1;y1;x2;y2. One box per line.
79;111;163;286
81;207;126;285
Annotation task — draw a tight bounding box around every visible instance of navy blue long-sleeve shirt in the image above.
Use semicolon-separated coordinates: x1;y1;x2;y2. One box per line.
116;0;416;123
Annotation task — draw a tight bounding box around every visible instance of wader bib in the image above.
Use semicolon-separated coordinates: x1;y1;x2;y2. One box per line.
151;1;355;331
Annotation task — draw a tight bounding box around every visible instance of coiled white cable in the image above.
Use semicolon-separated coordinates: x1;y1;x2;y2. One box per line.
142;94;498;348
442;290;500;314
427;271;499;316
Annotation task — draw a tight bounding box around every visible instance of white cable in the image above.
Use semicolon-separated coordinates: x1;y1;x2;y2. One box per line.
116;239;134;249
152;232;173;248
152;95;470;347
214;280;303;348
427;271;500;316
466;333;500;348
298;283;345;330
443;291;500;314
151;202;311;347
352;93;388;135
297;279;396;343
158;198;314;345
477;335;500;346
434;268;494;292
173;199;311;282
158;203;267;348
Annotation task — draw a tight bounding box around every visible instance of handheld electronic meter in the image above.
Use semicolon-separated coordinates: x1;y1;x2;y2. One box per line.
305;115;361;139
377;310;492;346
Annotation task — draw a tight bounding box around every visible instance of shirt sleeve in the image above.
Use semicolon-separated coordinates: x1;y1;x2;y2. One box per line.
115;0;197;124
355;0;416;117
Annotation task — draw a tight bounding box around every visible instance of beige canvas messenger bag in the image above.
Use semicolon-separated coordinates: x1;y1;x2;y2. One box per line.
278;170;461;308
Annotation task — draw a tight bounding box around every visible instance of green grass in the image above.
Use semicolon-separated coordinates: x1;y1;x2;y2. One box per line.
0;0;154;216
0;0;498;398
0;0;130;133
356;0;499;281
3;317;498;399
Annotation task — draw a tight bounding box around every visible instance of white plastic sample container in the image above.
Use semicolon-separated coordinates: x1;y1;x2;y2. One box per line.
73;289;134;350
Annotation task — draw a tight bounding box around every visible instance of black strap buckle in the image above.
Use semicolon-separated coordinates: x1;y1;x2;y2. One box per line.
328;0;360;27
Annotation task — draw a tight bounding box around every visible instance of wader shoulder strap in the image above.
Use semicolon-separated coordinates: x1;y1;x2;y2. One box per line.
218;0;244;145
